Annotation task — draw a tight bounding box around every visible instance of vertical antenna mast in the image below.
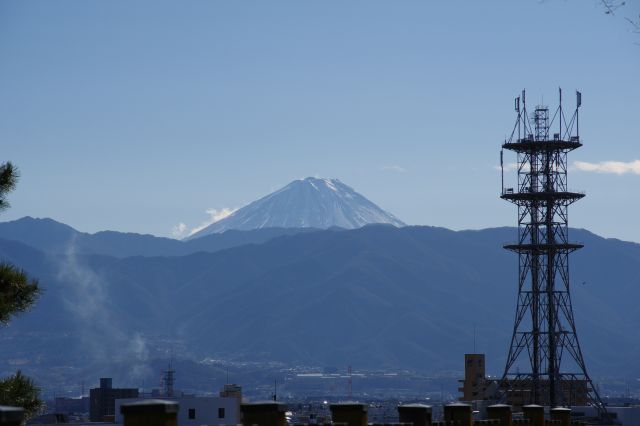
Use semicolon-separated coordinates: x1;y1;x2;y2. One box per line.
576;91;582;138
473;324;477;353
522;89;527;137
273;379;277;401
163;361;175;398
559;87;563;138
501;150;504;193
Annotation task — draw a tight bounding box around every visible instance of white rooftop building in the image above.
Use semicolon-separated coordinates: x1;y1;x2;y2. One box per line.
114;394;240;426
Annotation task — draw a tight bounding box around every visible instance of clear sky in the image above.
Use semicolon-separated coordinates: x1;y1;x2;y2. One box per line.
1;1;639;241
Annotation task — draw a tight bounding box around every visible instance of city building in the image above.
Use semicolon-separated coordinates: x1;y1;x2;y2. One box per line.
114;384;242;426
220;383;243;399
571;405;640;426
53;396;89;415
458;354;589;407
89;377;138;422
458;354;488;402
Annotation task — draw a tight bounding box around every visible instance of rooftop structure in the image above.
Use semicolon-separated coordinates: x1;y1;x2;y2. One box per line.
88;377;138;422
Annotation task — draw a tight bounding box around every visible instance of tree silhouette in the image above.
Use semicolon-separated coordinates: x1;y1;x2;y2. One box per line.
0;161;43;418
0;162;19;212
0;262;40;324
599;0;640;40
0;162;40;324
0;371;42;419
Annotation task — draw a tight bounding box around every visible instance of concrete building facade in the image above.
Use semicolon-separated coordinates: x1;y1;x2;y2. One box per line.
89;377;138;422
115;395;240;426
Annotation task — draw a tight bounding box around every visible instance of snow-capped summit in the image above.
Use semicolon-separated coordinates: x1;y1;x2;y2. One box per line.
186;177;405;240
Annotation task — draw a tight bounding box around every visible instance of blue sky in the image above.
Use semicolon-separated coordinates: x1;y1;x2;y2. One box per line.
1;1;639;241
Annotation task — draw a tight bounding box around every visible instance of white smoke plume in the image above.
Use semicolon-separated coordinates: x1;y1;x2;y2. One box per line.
56;236;150;380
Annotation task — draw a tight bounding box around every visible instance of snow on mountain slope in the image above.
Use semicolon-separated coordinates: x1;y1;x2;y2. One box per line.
186;177;405;240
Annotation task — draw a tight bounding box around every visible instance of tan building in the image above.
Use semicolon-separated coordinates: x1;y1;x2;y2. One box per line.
459;354;589;407
501;378;589;407
459;354;489;401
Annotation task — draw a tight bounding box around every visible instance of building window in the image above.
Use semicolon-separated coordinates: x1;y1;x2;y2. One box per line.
218;407;225;418
188;408;196;419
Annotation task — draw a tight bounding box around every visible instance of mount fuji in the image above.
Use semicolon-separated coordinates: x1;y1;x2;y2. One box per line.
187;177;405;240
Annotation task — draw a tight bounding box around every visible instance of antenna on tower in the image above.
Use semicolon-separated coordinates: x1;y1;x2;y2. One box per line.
515;95;521;140
273;378;277;401
559;87;563;138
473;324;477;353
500;149;504;194
347;365;353;399
576;90;582;138
163;360;175;398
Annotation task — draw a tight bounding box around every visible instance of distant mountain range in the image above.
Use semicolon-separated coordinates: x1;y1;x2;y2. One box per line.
0;216;638;394
186;177;405;239
0;216;316;258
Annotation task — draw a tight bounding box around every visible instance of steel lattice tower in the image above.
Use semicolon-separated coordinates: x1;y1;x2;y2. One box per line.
497;89;605;412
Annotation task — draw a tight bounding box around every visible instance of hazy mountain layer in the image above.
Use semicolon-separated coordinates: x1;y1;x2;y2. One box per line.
1;224;638;387
0;216;316;258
